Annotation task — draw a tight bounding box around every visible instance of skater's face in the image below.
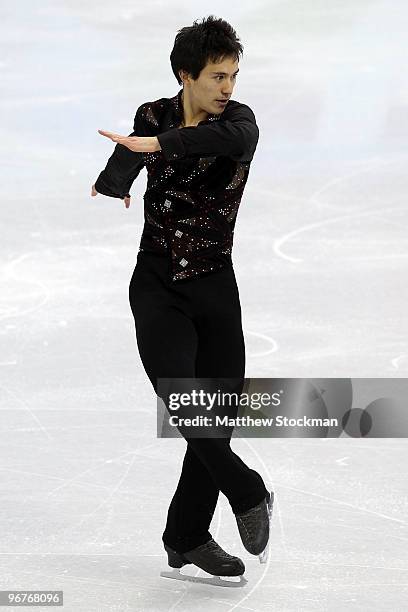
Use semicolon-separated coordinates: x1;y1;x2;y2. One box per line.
180;56;239;115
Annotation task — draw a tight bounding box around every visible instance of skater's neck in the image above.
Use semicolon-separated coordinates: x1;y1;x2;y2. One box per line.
179;88;209;128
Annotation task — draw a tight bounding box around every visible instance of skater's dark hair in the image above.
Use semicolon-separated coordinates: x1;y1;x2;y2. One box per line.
170;15;243;85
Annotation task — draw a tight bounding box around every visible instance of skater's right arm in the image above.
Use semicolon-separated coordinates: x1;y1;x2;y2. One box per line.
91;105;146;208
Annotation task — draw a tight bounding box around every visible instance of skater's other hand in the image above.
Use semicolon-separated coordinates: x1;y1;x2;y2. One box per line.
91;183;131;209
97;130;160;153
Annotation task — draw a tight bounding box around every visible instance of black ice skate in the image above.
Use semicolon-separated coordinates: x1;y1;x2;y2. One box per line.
160;538;247;588
235;489;274;563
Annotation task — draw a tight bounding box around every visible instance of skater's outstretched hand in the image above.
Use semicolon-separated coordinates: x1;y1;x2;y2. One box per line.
91;183;131;209
97;130;160;153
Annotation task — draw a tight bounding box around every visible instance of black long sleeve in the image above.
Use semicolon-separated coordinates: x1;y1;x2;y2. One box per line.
94;105;145;199
156;103;259;163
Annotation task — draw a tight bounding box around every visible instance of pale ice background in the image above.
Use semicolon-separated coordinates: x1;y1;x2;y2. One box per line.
1;1;408;610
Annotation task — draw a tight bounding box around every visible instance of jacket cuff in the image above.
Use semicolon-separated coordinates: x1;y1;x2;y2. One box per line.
94;174;122;199
157;128;186;161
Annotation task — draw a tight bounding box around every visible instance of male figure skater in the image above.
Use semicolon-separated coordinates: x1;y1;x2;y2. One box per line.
92;15;273;581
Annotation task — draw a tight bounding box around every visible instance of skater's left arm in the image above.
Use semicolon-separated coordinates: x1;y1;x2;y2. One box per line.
156;103;259;163
98;103;259;163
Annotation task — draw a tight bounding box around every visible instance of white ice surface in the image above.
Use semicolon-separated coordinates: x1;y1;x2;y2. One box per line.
1;1;407;610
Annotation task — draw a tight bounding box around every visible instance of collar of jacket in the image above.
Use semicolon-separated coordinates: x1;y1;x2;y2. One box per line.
170;88;222;127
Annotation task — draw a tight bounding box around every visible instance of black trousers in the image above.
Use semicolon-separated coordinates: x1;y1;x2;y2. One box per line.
129;250;268;554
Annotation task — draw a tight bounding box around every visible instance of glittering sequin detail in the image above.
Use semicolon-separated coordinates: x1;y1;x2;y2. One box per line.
226;164;246;190
199;156;217;171
144;105;159;127
137;88;256;281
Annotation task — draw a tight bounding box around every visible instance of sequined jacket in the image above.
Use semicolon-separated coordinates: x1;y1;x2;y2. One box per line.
94;88;259;281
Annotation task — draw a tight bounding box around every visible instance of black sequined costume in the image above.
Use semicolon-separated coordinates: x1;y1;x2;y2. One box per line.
94;88;259;281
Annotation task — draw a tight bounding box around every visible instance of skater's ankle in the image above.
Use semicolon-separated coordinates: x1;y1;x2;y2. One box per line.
233;489;270;515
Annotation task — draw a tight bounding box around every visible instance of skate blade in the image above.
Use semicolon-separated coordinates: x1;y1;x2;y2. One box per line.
258;489;275;565
160;569;248;588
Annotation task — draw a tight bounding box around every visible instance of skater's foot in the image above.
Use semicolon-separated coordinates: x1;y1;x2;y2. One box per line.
164;538;245;577
234;490;274;558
